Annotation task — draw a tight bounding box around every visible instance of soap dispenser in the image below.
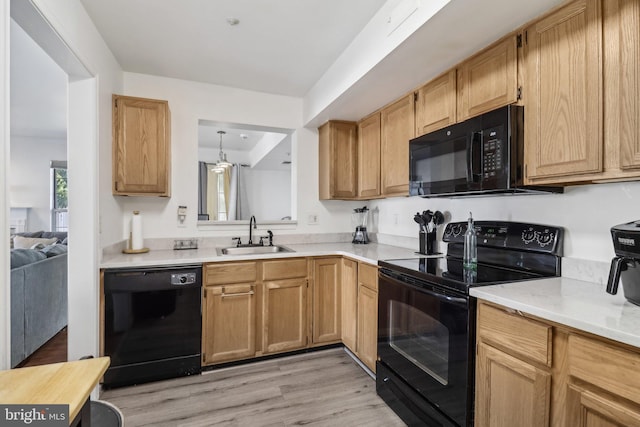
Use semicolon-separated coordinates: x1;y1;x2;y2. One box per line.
463;212;477;277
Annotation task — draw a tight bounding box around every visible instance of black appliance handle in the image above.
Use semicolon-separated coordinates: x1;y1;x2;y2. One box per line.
606;256;628;295
379;271;468;307
466;131;482;183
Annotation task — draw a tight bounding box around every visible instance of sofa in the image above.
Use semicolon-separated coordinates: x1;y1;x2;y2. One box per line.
10;231;68;367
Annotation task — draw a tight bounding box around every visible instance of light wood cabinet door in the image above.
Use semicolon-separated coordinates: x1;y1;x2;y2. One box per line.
475;342;551;427
567;333;640;425
202;284;256;365
263;278;307;353
381;94;414;197
318;120;358;200
618;0;640;171
524;0;603;182
341;258;358;352
357;113;381;199
566;384;640;427
356;276;378;373
457;36;518;122
112;95;170;196
312;258;341;344
415;69;457;136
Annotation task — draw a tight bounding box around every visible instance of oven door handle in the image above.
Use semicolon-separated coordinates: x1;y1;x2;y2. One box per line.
380;272;468;307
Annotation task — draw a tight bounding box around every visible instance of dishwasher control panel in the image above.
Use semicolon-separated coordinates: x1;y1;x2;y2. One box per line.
171;272;197;285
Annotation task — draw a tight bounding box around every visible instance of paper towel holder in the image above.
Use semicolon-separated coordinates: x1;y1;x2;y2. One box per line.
123;210;150;254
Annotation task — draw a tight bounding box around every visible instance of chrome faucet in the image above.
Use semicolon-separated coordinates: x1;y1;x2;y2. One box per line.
248;215;257;245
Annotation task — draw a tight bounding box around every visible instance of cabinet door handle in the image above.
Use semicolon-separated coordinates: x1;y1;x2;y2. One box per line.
221;290;254;298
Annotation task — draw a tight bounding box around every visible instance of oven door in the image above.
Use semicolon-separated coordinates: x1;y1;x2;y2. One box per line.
377;269;475;426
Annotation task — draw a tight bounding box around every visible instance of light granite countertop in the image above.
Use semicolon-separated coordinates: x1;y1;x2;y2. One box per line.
100;242;424;269
470;277;640;348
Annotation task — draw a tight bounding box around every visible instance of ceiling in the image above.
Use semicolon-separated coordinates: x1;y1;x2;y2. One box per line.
11;0;567;143
79;0;387;97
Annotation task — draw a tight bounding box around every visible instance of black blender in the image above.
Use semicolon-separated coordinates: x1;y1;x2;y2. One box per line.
352;206;369;244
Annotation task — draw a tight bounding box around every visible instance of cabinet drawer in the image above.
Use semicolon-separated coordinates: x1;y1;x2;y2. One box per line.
204;262;257;285
263;258;307;280
569;334;640;406
477;303;552;367
358;262;378;292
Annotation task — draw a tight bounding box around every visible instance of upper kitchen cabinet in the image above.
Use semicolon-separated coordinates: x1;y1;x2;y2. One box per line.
415;69;457;136
381;94;414;197
457;35;518;122
112;95;171;196
357;112;381;199
605;0;640;175
523;0;603;183
318;120;358;200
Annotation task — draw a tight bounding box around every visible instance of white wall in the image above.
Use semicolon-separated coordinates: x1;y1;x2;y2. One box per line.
119;72;359;241
9;135;66;231
370;181;640;263
244;169;291;221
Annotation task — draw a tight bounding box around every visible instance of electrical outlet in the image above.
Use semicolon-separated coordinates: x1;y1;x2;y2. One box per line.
308;214;319;225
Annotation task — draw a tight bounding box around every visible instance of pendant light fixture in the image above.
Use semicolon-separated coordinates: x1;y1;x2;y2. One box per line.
211;130;233;174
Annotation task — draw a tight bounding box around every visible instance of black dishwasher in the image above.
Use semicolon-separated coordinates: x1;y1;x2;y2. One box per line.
103;265;202;388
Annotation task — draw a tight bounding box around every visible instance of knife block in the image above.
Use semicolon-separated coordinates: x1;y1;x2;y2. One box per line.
419;231;438;255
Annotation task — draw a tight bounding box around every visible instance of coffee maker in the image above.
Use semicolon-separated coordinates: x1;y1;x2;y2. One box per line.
606;220;640;306
352;206;369;244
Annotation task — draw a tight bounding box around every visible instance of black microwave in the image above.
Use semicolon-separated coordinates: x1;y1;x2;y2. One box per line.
409;105;562;197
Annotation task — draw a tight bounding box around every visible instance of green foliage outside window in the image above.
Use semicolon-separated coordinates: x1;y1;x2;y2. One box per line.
54;168;68;209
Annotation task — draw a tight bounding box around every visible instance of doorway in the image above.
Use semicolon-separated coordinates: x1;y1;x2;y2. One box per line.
5;0;97;370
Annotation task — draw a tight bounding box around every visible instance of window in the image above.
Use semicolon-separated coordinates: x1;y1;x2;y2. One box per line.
51;161;68;232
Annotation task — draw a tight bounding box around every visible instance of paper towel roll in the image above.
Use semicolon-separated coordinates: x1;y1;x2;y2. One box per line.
131;210;144;250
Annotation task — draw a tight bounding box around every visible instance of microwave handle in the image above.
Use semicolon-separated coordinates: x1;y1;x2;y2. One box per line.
467;131;482;183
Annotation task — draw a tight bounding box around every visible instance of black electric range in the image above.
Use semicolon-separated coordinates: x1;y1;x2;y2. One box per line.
377;221;563;427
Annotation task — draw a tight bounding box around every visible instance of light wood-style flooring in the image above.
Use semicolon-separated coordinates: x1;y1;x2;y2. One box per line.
101;348;405;427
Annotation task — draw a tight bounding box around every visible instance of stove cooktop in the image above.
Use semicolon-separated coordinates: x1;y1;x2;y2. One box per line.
379;256;549;294
379;220;564;295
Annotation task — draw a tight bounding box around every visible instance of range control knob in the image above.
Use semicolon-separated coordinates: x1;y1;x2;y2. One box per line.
180;275;188;284
521;229;537;244
451;224;462;236
537;231;554;246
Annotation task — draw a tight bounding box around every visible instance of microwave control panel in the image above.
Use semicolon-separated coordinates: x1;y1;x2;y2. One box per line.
482;126;504;179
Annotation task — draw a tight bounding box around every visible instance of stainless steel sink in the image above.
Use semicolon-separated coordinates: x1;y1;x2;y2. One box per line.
216;245;294;256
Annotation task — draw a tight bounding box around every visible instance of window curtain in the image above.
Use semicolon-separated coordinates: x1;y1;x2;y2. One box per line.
206;166;219;221
228;164;248;220
198;161;208;218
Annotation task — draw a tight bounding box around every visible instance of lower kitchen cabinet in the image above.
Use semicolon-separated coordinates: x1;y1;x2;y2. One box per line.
476;301;640;427
201;257;381;373
202;284;256;365
475;342;551;427
341;258;358;352
202;261;258;365
356;263;378;372
312;257;342;344
263;278;307;353
263;258;309;354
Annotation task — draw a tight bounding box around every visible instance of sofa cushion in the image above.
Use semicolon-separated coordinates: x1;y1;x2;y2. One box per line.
10;249;47;269
15;231;44;238
13;236;58;249
40;244;68;258
40;231;68;243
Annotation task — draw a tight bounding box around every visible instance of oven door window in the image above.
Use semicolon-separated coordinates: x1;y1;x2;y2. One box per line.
389;300;450;385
